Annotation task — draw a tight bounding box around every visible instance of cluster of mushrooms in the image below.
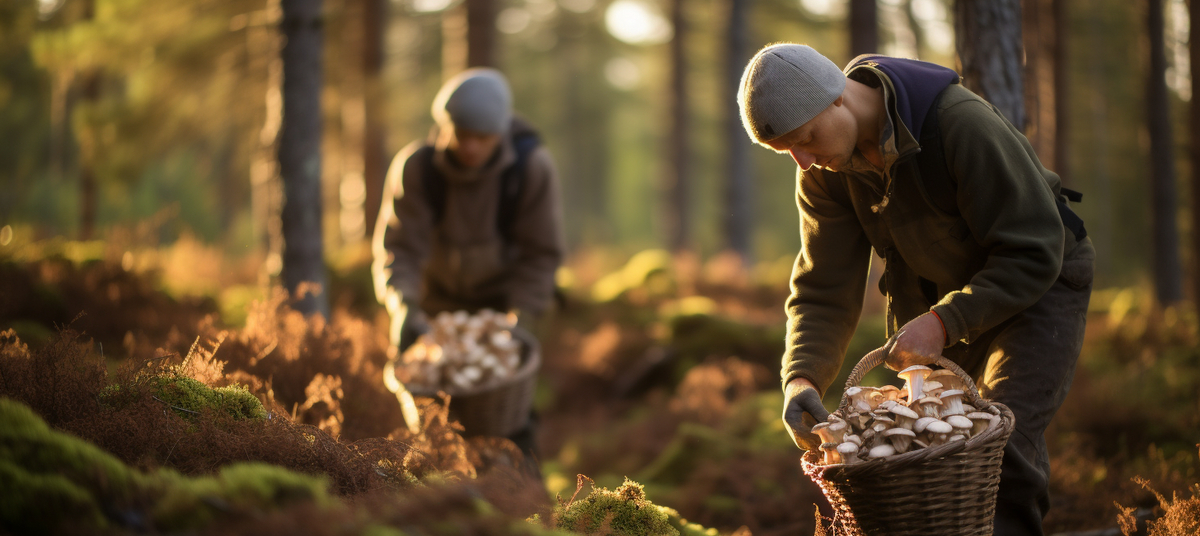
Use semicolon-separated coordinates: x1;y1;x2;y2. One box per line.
812;365;1002;465
399;309;523;392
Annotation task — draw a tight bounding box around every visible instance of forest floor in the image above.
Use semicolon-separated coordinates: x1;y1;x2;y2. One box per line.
1;234;1197;535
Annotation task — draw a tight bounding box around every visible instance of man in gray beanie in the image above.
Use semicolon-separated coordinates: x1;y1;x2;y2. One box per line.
372;68;565;462
740;44;1093;536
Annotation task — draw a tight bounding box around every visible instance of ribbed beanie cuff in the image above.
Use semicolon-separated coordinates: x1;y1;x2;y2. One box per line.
432;68;513;134
737;44;846;144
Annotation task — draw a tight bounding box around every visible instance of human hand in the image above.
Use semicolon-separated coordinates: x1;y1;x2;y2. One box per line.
782;378;831;451
884;312;946;371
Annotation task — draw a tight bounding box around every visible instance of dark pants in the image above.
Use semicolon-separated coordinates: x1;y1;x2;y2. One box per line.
944;240;1093;536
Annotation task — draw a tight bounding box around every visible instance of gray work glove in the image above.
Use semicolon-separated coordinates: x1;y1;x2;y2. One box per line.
397;301;429;352
782;380;831;451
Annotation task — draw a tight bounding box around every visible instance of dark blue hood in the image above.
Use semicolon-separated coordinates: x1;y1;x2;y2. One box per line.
844;55;961;140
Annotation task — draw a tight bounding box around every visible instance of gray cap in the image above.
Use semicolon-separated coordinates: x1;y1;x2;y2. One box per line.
737;44;846;144
431;68;513;134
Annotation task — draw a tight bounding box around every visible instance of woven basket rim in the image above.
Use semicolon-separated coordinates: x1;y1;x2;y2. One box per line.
406;326;541;397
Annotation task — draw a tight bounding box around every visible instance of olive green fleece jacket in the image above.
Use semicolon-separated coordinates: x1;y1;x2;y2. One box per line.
782;74;1089;396
372;119;565;318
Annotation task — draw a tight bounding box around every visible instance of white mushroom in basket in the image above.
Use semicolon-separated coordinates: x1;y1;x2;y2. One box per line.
867;444;896;459
925;419;953;446
921;380;944;398
888;404;919;431
915;396;944;419
837;442;862;465
812;421;848;445
914;416;939;435
883;427;917;454
966;411;998;437
939;389;966;416
820;442;842;465
879;385;902;403
946;414;974;438
897;365;933;404
927;369;969;393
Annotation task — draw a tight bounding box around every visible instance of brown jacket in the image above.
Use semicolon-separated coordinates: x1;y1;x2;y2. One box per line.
372;119;565;317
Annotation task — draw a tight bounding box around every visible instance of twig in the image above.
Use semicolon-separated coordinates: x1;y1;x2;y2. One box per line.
152;396;200;415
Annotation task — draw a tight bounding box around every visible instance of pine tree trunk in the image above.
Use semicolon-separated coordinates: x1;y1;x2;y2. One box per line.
1052;0;1069;185
849;0;877;58
362;0;386;237
667;0;689;251
954;0;1026;128
1146;0;1183;305
465;0;497;67
724;0;753;260
1022;0;1055;166
1191;0;1200;308
279;0;330;317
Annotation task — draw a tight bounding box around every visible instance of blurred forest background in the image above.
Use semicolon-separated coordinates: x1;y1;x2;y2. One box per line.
3;0;1200;534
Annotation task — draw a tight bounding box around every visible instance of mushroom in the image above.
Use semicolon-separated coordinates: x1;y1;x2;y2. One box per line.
813;420;849;445
868;444;897;459
837;442;862;465
914;416;939;435
922;380;944;398
879;385;902;402
925;419;953;446
966;412;998;437
845;410;871;431
888;404;919;431
844;434;864;447
939;389;966;416
916;396;944;419
883;427;917;454
871;415;895;434
845;387;872;412
945;414;973;437
948;434;967;442
897;365;933;404
927;369;968;393
820;442;842;465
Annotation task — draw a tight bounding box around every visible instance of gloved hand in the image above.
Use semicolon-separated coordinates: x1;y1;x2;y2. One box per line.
397;300;429;352
885;311;946;371
782;378;831;451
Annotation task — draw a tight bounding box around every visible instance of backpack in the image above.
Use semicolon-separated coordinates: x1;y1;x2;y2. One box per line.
913;88;1087;242
415;131;541;242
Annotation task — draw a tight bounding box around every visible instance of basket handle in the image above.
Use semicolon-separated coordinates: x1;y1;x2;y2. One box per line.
838;337;988;411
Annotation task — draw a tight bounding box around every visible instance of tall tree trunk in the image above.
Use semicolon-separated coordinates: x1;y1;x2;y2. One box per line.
954;0;1026;128
1146;0;1183;305
78;0;98;241
1191;0;1200;309
849;0;877;58
279;0;330;317
1086;2;1112;279
667;0;689;251
1022;0;1055;165
465;0;497;67
1052;0;1069;185
725;0;753;260
362;0;386;237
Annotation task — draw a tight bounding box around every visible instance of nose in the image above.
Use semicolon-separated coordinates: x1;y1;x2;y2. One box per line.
788;147;816;170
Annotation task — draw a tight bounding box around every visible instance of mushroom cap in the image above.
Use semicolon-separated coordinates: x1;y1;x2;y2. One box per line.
868;444;897;458
939;389;965;400
837;442;859;455
918;396;944;406
948;434;967;442
889;404;919;420
844;434;863;446
946;414;973;430
914;416;939;434
897;365;933;379
925;420;953;434
845;386;863;397
883;427;915;438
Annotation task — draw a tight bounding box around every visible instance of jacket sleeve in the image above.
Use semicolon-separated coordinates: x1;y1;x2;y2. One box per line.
372;143;434;315
782;169;874;395
504;147;566;316
929;98;1064;345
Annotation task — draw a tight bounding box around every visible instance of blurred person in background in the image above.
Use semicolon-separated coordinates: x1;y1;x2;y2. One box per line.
372;68;565;459
738;44;1093;536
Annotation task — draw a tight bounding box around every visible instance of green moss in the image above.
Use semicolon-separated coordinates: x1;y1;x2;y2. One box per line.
554;478;679;536
101;375;267;421
0;397;331;533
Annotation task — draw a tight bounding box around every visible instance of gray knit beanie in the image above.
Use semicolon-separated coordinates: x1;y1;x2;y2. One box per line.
431;68;513;134
737;44;846;143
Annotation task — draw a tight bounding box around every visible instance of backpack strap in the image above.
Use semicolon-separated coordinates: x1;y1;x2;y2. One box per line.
496;131;540;242
913;90;1087;241
419;132;541;242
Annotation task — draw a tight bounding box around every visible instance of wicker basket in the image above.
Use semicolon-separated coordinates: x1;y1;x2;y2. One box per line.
801;349;1015;536
409;327;541;438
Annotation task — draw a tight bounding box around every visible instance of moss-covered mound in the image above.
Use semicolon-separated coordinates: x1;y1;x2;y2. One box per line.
552;478;680;536
101;374;267;421
0;396;330;533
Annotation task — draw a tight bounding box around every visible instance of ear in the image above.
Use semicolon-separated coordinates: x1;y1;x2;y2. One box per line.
832;94;845;107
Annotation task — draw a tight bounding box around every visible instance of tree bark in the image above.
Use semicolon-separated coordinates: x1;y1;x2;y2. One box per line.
1146;0;1183;305
667;0;689;251
362;0;386;237
1022;0;1055;166
1052;0;1069;185
279;0;330;317
465;0;497;67
1190;0;1200;309
724;0;753;260
849;0;878;58
954;0;1026;128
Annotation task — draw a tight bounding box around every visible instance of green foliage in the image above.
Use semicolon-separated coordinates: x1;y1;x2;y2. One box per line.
101;374;267;421
553;477;680;536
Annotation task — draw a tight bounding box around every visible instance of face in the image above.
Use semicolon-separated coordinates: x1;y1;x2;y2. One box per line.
764;96;857;172
444;126;502;168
